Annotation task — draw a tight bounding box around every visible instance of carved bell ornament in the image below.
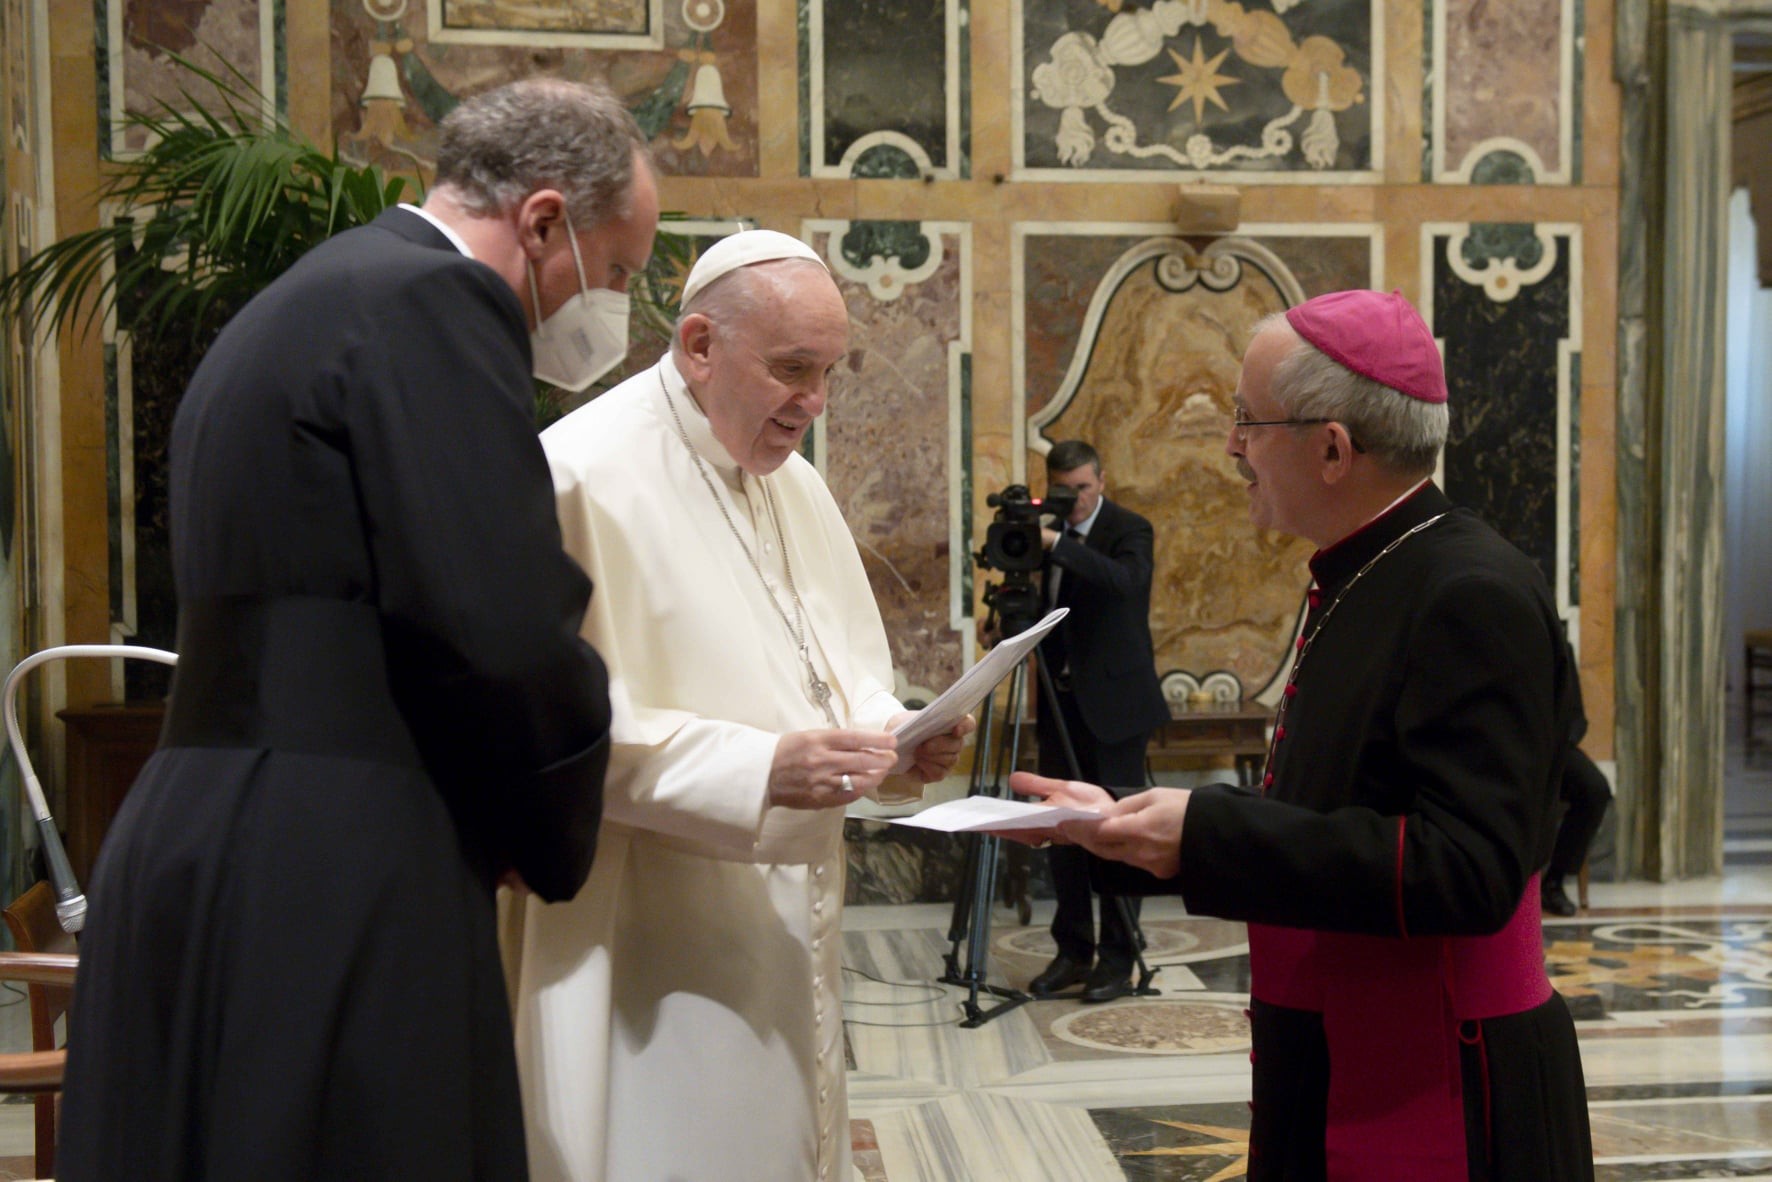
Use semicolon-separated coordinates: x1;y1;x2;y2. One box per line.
674;63;737;157
686;63;731;115
361;54;403;104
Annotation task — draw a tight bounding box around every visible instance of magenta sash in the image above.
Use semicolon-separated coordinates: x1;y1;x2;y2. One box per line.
1247;875;1552;1182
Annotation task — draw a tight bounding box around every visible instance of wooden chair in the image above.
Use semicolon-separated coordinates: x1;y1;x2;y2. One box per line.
3;882;78;1178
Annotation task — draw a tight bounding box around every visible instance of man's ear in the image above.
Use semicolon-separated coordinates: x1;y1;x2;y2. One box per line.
676;313;715;382
516;189;567;260
1319;423;1358;485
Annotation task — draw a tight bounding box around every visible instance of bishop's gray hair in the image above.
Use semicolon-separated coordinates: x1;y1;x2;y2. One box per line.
1256;311;1448;477
434;78;648;229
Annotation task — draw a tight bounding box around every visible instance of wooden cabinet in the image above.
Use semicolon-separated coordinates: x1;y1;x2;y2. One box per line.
57;703;164;888
1147;700;1273;787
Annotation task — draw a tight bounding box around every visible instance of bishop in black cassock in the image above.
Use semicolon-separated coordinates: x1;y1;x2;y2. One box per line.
1014;289;1593;1181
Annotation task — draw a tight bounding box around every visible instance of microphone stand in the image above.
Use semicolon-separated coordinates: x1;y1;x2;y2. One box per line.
3;645;179;933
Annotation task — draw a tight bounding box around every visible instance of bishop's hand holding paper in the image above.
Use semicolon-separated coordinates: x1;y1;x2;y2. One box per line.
1009;773;1190;879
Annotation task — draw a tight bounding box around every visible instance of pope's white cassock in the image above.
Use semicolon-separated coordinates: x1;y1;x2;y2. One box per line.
512;353;907;1182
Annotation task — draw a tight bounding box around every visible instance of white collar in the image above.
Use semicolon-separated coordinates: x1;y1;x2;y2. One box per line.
656;355;744;482
399;203;475;259
1069;495;1105;539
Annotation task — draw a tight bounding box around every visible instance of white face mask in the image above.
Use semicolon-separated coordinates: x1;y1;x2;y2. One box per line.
526;210;631;393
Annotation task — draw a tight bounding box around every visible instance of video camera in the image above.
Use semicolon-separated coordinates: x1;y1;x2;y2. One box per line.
973;483;1080;640
977;484;1080;574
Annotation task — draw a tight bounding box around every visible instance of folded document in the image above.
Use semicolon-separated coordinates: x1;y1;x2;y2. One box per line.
884;796;1100;833
888;608;1067;770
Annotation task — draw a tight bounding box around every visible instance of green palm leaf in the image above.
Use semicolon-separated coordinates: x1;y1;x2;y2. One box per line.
0;52;413;342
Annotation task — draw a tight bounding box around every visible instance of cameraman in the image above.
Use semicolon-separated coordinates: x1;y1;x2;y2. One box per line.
1030;440;1172;1002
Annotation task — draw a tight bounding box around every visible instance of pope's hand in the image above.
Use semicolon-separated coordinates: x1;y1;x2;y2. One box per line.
887;711;977;782
769;728;898;810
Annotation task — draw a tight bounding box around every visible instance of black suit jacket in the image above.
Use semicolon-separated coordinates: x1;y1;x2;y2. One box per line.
1041;496;1171;745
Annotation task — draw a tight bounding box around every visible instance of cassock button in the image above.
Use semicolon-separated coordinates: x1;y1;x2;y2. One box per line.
1262;772;1274;788
815;865;826;879
1296;636;1306;651
814;900;824;915
1308;590;1322;607
1284;683;1298;698
1274;726;1286;741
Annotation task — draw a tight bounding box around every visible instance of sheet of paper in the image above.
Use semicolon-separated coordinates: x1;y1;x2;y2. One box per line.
889;608;1068;769
883;795;1101;833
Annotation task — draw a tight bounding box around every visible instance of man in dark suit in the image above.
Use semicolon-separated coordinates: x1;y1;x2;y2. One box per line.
59;79;657;1181
1544;645;1612;917
1028;439;1172;1003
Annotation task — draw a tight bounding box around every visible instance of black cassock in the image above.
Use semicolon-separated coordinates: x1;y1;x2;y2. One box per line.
58;208;611;1180
1100;483;1593;1181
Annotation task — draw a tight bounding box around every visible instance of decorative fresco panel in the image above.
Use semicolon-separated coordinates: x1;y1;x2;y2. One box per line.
1016;0;1380;181
1019;227;1376;704
807;221;970;702
801;0;968;178
427;0;662;47
1428;223;1581;619
1432;0;1575;183
101;0;279;157
5;0;30;148
332;0;758;179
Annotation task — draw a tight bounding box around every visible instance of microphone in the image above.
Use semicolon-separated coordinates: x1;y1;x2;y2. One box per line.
4;644;178;933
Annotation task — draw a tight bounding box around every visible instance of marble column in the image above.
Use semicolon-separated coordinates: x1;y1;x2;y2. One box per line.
1617;0;1734;879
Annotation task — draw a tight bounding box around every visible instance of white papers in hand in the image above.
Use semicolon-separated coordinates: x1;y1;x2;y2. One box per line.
884;795;1100;833
889;608;1068;770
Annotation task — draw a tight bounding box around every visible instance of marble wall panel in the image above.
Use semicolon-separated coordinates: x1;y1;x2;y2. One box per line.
809;222;970;700
1427;224;1580;621
1018;227;1373;701
1016;0;1379;181
102;0;278;157
329;0;759;178
801;0;967;178
1433;0;1574;183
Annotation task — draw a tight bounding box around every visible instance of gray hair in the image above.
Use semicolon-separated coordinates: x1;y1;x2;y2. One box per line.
1256;312;1448;476
434;78;648;228
670;259;831;358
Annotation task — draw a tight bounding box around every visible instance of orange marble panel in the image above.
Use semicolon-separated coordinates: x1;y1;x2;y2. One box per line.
1036;246;1314;695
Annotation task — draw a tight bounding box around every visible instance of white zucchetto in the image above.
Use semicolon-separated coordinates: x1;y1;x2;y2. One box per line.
679;229;828;309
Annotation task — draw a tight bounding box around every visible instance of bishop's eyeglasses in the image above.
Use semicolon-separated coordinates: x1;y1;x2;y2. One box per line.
1231;406;1365;452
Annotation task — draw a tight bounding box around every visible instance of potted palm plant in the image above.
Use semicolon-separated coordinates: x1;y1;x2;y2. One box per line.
0;56;417;697
2;56;693;697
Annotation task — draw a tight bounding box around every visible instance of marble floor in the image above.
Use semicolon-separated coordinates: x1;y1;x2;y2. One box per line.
0;733;1764;1181
842;724;1772;1182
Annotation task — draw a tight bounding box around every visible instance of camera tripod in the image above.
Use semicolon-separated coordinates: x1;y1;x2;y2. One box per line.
939;588;1158;1027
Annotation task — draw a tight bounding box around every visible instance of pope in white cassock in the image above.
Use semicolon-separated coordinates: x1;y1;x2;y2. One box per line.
512;230;973;1182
